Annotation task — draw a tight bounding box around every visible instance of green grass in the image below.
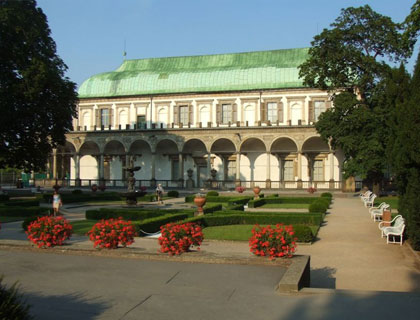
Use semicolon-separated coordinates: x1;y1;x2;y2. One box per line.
203;224;255;241
260;203;309;209
71;220;97;235
0;216;27;223
375;196;399;209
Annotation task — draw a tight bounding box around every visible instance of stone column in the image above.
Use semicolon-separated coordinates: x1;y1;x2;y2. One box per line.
278;156;284;188
151;153;156;180
329;152;335;189
297;152;303;189
111;103;116;129
266;151;271;188
235;152;241;181
52;149;58;179
74;153;81;187
178;153;184;186
236;98;242;124
99;154;104;181
129;103;136;129
207;153;211;178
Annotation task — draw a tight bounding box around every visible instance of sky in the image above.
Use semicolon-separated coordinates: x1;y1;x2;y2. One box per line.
36;0;419;88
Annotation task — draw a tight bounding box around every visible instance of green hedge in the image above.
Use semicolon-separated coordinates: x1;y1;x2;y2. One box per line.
206;191;219;197
205;196;251;203
43;192;123;203
137;194;157;202
308;199;330;213
0;206;50;217
210;210;323;225
183;215;313;242
248;198;266;208
225;204;245;211
4;199;40;207
227;197;251;206
321;192;333;198
167;190;179;198
135;213;192;234
203;203;223;214
0;194;10;202
185;195;195;203
85;208;195;221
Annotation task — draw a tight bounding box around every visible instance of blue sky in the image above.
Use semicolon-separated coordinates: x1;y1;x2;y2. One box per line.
36;0;419;88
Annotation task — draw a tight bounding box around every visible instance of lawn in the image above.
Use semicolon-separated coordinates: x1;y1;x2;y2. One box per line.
375;196;399;209
203;224;319;242
71;220;96;235
260;203;309;209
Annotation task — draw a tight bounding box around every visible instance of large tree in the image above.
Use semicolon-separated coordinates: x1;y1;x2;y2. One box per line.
299;5;411;188
0;0;77;172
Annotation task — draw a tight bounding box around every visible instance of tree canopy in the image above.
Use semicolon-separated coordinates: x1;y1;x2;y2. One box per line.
299;4;415;186
0;0;77;172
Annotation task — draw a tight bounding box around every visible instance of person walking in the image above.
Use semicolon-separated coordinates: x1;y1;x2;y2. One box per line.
52;190;62;217
156;184;164;204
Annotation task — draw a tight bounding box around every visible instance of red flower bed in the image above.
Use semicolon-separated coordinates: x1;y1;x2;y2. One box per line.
87;217;137;249
158;222;203;255
26;216;73;248
249;224;297;259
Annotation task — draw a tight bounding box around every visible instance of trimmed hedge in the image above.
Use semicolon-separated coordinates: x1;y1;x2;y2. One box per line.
0;194;10;202
226;204;245;211
135;213;193;234
167;190;179;198
0;206;50;217
85;208;195;221
137;194;157;202
185;195;195;203
203;203;223;214
248;198;266;208
4;199;40;207
321;192;333;198
43;192;123;203
227;197;251;206
211;210;323;225
72;189;83;194
206;191;219;197
309;199;330;213
183;215;313;242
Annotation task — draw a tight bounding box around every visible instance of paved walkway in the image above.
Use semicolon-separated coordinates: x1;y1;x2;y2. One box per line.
1;196;419;293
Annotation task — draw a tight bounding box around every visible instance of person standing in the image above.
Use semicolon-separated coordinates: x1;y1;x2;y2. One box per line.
52;190;62;216
156;184;164;204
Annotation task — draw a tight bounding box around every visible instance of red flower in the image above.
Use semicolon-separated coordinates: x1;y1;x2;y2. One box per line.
26;216;73;248
158;222;203;255
87;218;137;249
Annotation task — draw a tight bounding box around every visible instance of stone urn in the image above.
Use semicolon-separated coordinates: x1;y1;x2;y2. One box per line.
253;186;261;199
194;195;206;216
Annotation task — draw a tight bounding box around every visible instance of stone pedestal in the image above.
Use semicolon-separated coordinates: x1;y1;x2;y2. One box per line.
186;178;195;188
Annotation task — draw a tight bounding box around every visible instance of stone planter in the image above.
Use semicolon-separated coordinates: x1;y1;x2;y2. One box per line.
253;186;261;199
194;196;206;216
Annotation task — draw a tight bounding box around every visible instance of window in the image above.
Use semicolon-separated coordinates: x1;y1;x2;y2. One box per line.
283;160;294;181
313;160;324;181
100;109;110;127
222;104;232;124
119;110;128;128
267;102;278;122
314;100;326;122
137;115;146;128
179;105;189;125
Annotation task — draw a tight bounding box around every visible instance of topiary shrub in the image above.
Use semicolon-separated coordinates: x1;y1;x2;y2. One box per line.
72;189;83;194
0;276;33;320
185;195;195;203
321;192;332;198
206;191;219;197
167;190;179;198
309;200;329;213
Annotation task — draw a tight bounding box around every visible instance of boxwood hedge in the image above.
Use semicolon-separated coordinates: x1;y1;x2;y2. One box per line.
0;206;50;217
85;208;195;221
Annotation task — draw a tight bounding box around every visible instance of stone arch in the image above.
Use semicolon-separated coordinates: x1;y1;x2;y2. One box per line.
182;139;208;184
210;138;237;181
155;139;179;181
129;139;153;180
302;136;330;183
78;141;100;182
103;140;126;182
240;138;267;182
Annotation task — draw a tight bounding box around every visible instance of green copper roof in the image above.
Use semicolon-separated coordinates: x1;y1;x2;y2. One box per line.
78;48;309;98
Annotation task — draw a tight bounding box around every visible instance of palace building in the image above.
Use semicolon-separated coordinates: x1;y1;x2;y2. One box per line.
53;48;348;191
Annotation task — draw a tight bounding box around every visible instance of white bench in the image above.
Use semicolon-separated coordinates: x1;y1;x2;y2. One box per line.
363;193;376;208
369;202;390;221
379;215;405;245
360;190;372;202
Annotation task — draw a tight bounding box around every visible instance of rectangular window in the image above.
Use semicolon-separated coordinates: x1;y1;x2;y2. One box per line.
267;102;278;122
137;115;146;128
179;106;189;125
222;104;232;124
314;100;326;122
313;160;324;181
283;160;294;181
101;109;110;127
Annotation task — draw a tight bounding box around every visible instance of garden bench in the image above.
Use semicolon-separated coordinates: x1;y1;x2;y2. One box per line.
363;193;376;208
360;190;372;202
369;202;390;221
379;215;405;245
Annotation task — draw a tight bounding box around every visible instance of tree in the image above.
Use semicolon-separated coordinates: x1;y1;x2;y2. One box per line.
299;5;411;188
0;0;77;172
391;51;420;250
